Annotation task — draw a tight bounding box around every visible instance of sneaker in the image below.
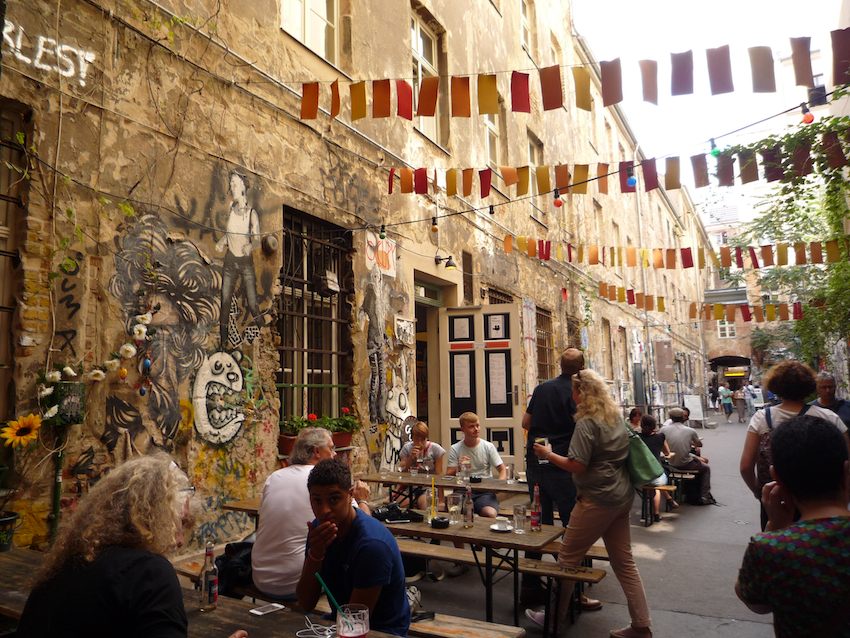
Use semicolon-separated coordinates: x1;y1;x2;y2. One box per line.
610;625;652;637
525;608;545;628
653;514;661;523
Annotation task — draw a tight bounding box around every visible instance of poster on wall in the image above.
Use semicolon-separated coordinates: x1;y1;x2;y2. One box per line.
395;317;415;347
450;315;472;341
485;313;509;340
453;354;471;398
450;352;476;417
683;394;705;423
485;350;513;418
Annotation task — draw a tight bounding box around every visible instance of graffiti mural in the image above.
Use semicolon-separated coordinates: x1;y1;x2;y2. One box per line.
361;266;389;425
192;350;246;445
216;171;266;351
108;214;220;446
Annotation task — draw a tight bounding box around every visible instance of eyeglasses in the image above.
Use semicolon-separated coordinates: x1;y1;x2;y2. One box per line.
178;485;196;495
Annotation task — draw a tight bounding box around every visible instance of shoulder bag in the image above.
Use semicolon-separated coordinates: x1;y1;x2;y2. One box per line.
756;405;809;488
624;423;665;487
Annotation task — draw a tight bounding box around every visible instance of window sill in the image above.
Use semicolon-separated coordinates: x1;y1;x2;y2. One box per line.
278;28;352;81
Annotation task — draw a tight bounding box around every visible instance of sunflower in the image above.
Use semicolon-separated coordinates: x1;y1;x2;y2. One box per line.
1;413;43;448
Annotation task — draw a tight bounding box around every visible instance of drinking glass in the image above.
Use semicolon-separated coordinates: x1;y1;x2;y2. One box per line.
447;493;463;525
513;504;527;534
504;463;516;484
409;466;419;476
535;437;549;464
338;603;369;638
423;491;433;523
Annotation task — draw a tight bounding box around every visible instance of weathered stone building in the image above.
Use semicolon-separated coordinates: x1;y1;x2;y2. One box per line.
0;0;712;546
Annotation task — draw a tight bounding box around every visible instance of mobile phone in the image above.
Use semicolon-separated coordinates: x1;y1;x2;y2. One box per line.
249;602;286;616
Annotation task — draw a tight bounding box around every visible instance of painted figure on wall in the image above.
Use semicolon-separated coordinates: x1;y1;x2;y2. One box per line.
108;214;220;447
216;171;265;350
361;266;388;424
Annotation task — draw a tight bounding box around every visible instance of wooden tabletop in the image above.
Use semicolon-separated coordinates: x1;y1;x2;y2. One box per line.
359;472;530;495
383;515;562;551
0;548;397;637
221;498;261;516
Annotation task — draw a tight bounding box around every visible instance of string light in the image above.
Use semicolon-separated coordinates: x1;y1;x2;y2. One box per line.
710;138;720;157
801;103;814;124
626;167;637;188
430;217;438;233
489;205;495;215
379;224;386;239
553;188;563;208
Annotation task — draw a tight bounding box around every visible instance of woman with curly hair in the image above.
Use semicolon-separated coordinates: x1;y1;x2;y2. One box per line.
739;360;848;531
16;454;247;638
526;369;652;638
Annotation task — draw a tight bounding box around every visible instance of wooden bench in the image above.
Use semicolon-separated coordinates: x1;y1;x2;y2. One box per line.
636;484;678;527
315;596;526;638
667;468;699;503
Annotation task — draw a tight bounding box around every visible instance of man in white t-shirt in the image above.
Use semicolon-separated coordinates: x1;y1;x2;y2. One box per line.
446;412;505;517
252;427;370;599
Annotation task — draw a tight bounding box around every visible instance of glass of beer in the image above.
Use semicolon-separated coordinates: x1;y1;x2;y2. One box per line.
338;604;369;638
447;493;463;525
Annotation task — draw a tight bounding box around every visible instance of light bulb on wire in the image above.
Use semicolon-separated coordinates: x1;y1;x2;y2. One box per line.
626;167;637;188
379;224;386;239
710;138;720;157
553;188;563;207
430;217;438;233
801;103;814;124
489;205;495;215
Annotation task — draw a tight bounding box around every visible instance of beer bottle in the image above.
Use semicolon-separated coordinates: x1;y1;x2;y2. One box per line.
530;484;542;532
199;538;218;611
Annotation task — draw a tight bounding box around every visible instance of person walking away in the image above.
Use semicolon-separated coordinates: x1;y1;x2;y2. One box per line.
744;381;756;417
709;385;719;412
811;371;850;428
739;360;848;530
638;415;676;521
17;454;248;638
660;408;714;505
732;386;747;423
526;369;652;638
718;382;734;422
521;348;590;608
735;415;850;637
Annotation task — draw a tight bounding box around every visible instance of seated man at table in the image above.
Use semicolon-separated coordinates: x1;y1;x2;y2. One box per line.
735;415;850;636
446;411;506;518
253;428;371;600
297;458;410;637
660;407;715;505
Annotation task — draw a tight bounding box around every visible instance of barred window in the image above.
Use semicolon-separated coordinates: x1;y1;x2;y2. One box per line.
487;287;513;305
536;307;554;384
279;208;353;420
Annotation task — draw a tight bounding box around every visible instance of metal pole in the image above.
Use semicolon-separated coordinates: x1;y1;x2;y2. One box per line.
633;144;655;412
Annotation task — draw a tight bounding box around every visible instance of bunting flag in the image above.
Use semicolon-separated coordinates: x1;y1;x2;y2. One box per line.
297;30;849;123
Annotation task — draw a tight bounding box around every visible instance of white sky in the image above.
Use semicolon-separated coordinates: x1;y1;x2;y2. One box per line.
572;0;843;220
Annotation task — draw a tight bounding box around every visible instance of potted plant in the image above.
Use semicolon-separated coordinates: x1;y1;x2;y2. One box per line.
278;415;314;456
329;407;359;448
0;413;43;551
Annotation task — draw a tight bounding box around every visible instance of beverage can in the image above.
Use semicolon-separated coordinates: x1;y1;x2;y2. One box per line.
535;437;549;464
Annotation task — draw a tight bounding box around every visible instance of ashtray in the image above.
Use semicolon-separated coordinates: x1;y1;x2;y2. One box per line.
469;476;482;483
431;516;450;529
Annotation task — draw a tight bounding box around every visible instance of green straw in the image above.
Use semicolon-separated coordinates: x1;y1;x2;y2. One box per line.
314;572;343;614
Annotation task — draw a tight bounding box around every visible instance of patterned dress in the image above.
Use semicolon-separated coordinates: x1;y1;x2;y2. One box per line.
737;517;850;637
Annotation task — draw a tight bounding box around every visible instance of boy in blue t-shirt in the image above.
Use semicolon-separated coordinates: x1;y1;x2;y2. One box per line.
296;458;410;636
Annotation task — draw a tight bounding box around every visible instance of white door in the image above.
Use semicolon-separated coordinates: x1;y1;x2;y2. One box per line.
438;304;525;471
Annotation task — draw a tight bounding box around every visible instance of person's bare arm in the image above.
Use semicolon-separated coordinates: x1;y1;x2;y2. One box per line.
739;431;760;497
533;443;587;475
521;412;532;431
496;463;506;480
296;520;338;611
348;585;383;612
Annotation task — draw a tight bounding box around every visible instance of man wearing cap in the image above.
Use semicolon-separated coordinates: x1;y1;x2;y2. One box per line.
660;407;715;505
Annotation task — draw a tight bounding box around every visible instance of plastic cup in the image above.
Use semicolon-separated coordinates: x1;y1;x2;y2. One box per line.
338;603;369;638
513;504;527;534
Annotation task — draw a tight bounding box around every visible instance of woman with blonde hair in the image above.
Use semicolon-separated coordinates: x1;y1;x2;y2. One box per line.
17;454;247;638
526;369;652;638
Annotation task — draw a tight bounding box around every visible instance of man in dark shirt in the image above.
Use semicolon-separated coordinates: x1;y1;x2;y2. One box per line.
296;458;410;636
811;372;850;428
521;348;595;607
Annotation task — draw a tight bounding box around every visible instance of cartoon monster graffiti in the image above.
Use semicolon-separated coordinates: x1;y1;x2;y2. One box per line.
108;214;220;446
192;350;246;445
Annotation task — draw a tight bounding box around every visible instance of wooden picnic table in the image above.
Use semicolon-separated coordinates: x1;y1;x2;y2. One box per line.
358;471;530;497
0;547;399;637
383;514;562;625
